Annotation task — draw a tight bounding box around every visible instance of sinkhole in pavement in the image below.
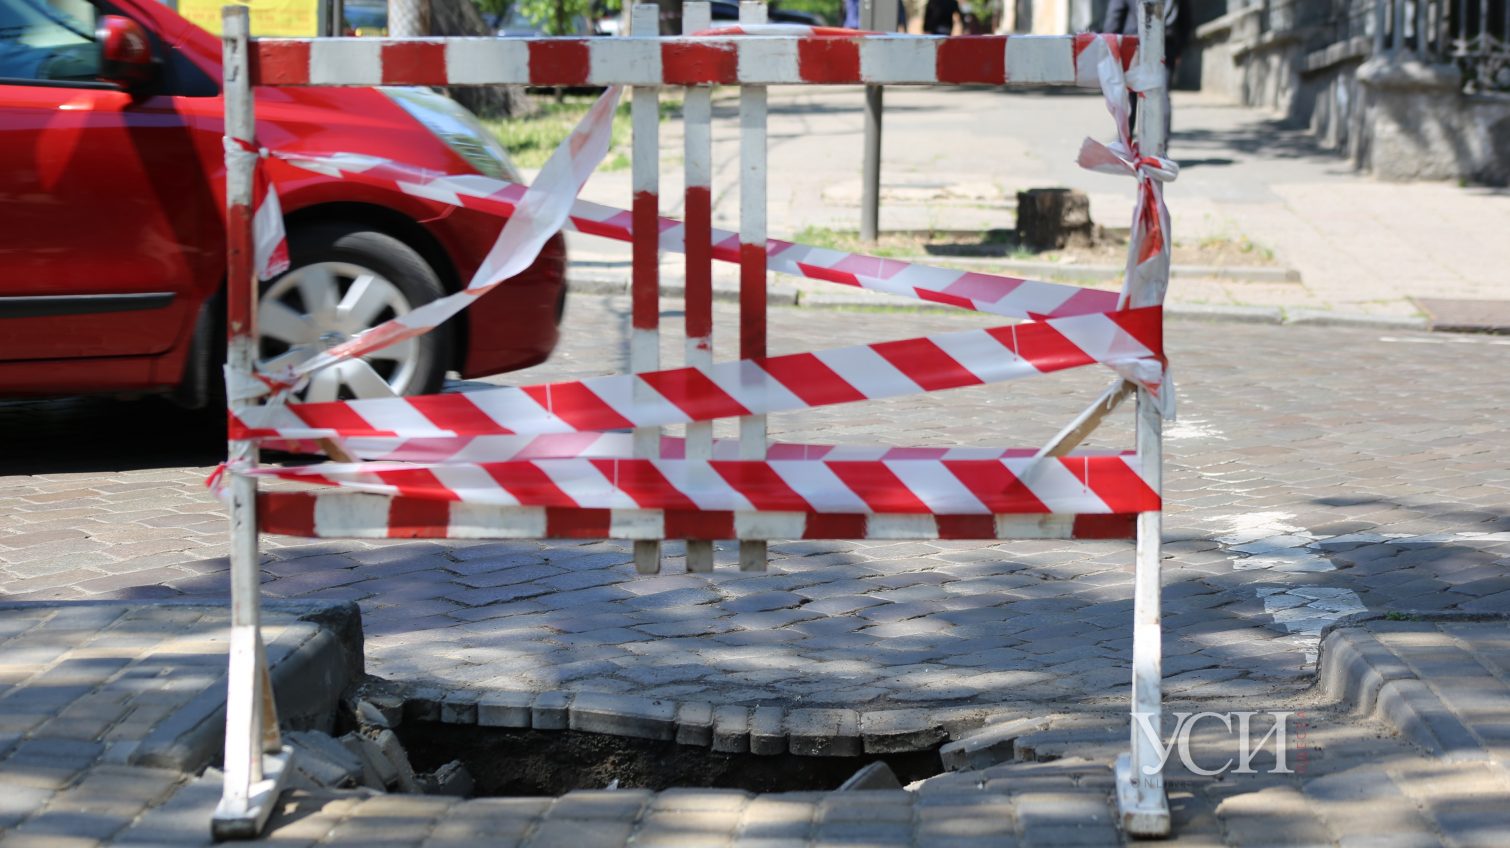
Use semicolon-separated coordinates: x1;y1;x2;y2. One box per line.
398;722;945;795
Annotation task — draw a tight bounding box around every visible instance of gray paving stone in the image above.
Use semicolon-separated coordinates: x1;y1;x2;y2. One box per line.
749;706;786;756
527;817;634;848
712;706;751;753
786;709;862;757
531;691;571;730
478;691;534;728
568;693;676;741
675;701;715;747
860;709;947;754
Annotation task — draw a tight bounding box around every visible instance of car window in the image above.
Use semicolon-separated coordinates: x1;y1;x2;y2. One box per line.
0;0;101;82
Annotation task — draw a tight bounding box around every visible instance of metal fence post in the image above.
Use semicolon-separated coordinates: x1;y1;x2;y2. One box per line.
737;0;769;572
859;0;897;243
213;5;291;840
1115;0;1170;838
683;1;717;573
631;2;664;575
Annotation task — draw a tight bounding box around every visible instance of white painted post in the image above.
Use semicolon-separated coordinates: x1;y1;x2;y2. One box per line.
683;1;716;573
1115;1;1171;838
631;3;663;575
213;6;291;840
737;0;769;572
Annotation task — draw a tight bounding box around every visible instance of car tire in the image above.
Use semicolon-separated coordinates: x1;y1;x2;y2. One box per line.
259;223;454;401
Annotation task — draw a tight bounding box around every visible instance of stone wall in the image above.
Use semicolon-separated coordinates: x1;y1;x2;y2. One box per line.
1189;0;1510;184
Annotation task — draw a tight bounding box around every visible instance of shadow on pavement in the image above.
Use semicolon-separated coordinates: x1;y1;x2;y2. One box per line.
0;397;224;476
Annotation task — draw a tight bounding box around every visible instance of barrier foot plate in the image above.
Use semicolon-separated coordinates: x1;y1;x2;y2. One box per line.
1115;752;1171;839
211;746;295;841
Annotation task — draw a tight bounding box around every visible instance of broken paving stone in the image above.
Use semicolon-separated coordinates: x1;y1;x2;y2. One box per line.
341;732;396;791
286;730;363;789
938;716;1057;772
838;761;903;791
420;760;475;797
371;729;422;793
355;696;404;729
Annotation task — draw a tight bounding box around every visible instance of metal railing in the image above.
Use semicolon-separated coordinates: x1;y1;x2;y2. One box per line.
1375;0;1510;90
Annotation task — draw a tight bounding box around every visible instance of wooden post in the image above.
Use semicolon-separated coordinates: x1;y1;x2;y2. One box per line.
631;3;663;575
737;0;768;572
683;1;716;573
213;6;292;840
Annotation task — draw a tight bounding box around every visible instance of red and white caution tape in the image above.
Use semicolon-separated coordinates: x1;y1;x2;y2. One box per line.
273;151;1120;322
224;139;290;281
1076;39;1176;318
1071;36;1178;412
241;85;623;399
231;305;1163;442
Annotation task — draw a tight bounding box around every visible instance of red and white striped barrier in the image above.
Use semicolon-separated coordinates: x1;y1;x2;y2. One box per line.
247;454;1158;515
250;32;1137;89
256;490;1141;541
216;4;1179;838
231;305;1163;441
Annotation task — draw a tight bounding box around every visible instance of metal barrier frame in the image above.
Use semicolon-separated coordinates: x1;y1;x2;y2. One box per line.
215;2;1172;838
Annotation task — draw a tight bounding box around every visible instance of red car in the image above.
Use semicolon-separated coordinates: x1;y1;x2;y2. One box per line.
0;0;566;404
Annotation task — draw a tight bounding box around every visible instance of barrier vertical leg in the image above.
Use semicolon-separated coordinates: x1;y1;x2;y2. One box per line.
737;0;769;573
631;3;663;575
1116;389;1170;837
682;1;716;574
1116;2;1170;837
214;6;291;840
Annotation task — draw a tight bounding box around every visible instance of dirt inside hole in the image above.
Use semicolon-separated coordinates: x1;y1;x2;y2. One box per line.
400;722;943;795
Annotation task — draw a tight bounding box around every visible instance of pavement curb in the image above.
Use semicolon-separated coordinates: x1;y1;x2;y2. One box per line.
137;602;362;772
1318;615;1510;764
895;255;1303;285
565;278;1439;333
393;686;1036;756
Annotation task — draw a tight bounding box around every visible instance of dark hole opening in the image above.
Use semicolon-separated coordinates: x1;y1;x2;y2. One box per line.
399;722;944;795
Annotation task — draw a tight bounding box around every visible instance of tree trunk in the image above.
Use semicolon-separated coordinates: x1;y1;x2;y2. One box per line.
428;0;535;118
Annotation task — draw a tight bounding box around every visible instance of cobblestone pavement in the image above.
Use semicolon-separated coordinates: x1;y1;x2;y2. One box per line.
5;602;1507;847
2;295;1508;718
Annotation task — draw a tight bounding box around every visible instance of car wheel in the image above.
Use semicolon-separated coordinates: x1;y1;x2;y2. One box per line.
257;223;453;402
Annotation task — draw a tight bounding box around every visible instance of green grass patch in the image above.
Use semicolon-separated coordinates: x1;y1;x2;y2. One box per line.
480;94;682;171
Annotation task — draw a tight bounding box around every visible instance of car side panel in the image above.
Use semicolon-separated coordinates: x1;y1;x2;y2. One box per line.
0;84;207;361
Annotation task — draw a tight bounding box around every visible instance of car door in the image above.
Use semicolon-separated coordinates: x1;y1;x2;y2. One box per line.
0;0;217;361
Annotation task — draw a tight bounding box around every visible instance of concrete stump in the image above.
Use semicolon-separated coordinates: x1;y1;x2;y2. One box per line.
1017;188;1096;250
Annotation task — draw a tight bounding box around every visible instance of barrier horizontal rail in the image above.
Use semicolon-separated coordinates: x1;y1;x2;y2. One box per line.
257;490;1141;541
251;32;1139;88
244;454;1160;514
231;305;1163;441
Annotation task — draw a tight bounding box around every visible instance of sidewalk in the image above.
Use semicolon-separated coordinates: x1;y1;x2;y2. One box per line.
5;600;1506;846
561;86;1510;326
